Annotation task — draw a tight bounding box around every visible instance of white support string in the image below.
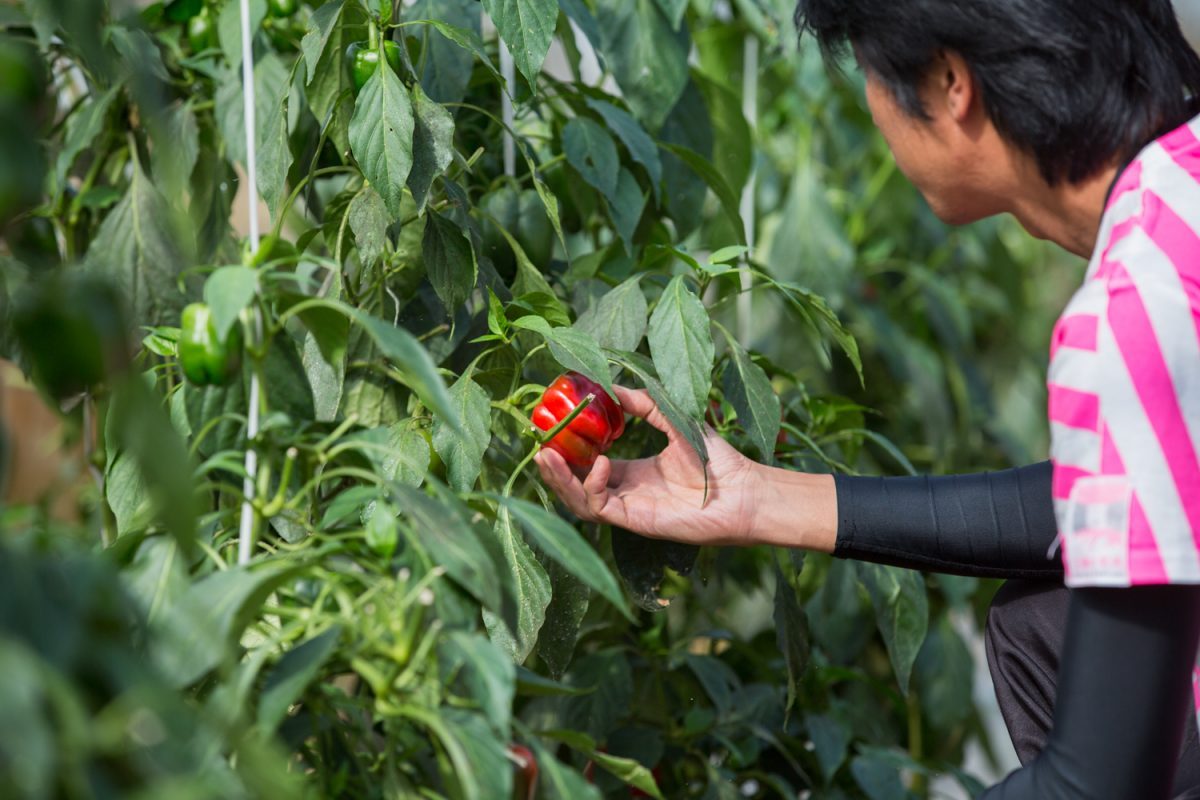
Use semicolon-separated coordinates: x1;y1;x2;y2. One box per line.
499;39;516;178
737;34;759;348
237;0;262;566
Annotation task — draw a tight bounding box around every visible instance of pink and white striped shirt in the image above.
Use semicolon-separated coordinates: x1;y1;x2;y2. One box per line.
1050;111;1200;589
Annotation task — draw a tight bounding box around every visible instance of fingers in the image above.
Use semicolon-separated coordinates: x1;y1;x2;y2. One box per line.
583;455;612;518
534;449;626;527
534;448;595;521
612;386;679;441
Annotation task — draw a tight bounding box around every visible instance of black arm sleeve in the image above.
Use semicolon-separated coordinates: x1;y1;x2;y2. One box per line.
982;584;1200;800
832;461;1062;579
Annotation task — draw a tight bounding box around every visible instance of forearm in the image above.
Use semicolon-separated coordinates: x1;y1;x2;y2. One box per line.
749;461;1062;579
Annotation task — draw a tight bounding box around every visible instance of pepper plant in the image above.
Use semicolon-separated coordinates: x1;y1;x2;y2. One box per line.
0;0;1057;797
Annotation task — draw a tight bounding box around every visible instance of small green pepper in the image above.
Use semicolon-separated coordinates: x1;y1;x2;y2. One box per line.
178;303;243;387
345;40;402;93
267;0;299;17
242;233;298;267
185;8;218;52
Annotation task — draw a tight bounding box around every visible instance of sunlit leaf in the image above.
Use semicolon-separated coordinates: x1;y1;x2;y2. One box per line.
483;0;558;85
492;495;632;621
647;275;713;421
349;52;414;217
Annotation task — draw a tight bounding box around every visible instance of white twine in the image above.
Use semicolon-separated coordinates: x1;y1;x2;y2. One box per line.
737;34;758;348
237;0;262;565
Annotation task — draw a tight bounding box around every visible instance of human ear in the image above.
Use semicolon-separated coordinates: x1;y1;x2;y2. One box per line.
938;49;976;123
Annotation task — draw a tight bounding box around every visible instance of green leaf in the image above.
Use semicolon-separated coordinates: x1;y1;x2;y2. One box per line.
432;374;491;491
584;97;662;200
423;209;478;314
562;116;618;199
685;653;738;714
256;77;292;218
647;275;714;421
105;376;197;545
695;72;752;197
573;275;647;353
439;631;516;735
346;423;430;486
84;156;186;327
583;748;664;799
105;448;153;537
537;562;589;679
850;753;906;800
54;83;120;197
806;712;851;784
767;160;855;308
297;297;350;424
660;142;747;244
594;0;689;130
348;187;389;267
766;277;863;385
263;335;317;421
151;562;299;688
493;222;571;321
483;512;552;663
203;266;258;339
773;558;809;718
218;0;267;67
258;626;341;731
121;536;186;625
915;617;974;730
302;1;358;154
654;0;687;28
493;496;632;621
300;0;342;77
610;527;698;612
510;316;613;399
482;0;559;85
409;0;484;105
401;707;514;800
710;245;749;264
349;307;461;432
110;26;169;82
391;482;509;623
527;738;603;800
349;51;415;218
516;664;590;696
407;83;455;213
607;349;708;470
215;53;290;170
718;327;780;461
604;167;645;255
531;169;568;257
855;562;929;694
658;80;713;239
555;649;633;740
152;101;201;203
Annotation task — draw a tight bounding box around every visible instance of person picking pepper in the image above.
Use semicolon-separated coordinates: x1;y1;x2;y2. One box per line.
536;1;1200;797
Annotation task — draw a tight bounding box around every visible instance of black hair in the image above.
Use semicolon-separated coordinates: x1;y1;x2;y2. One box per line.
795;0;1200;184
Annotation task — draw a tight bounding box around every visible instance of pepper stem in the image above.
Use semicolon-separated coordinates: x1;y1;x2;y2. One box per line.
536;393;594;445
502;392;595;498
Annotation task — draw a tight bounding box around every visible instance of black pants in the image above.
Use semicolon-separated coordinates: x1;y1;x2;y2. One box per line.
986;580;1200;798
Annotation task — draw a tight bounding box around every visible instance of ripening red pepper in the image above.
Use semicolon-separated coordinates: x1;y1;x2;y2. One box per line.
508;744;538;800
532;372;624;470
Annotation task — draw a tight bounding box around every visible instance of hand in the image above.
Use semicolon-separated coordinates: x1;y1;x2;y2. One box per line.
534;385;766;547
